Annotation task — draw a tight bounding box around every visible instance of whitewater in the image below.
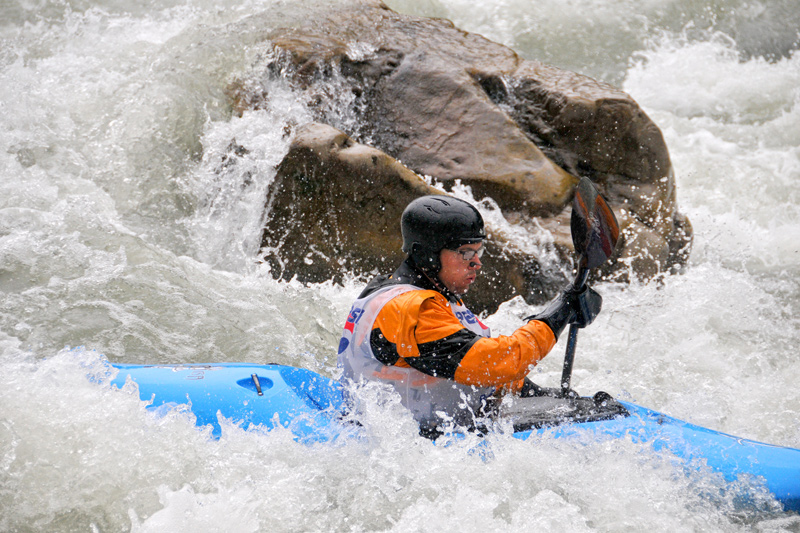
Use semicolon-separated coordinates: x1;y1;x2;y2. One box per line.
1;0;799;531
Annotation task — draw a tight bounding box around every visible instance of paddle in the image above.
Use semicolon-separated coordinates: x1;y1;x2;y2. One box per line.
559;177;620;397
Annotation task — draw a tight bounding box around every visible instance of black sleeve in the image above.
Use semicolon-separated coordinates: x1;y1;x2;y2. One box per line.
370;320;481;380
404;328;480;379
370;328;401;366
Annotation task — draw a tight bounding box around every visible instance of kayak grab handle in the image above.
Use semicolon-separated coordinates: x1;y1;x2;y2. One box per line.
235;375;274;394
251;374;264;396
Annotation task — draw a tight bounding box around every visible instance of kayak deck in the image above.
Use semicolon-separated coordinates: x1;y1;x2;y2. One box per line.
108;362;800;512
110;362;344;442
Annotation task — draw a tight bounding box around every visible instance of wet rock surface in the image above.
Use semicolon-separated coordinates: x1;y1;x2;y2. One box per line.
224;0;693;309
260;123;567;314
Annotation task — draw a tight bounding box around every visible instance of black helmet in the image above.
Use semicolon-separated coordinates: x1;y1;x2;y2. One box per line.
401;195;486;272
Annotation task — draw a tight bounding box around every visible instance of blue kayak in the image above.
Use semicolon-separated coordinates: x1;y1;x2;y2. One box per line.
109;362;800;512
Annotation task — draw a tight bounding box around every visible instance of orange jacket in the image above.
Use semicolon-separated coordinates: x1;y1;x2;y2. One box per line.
370;289;556;393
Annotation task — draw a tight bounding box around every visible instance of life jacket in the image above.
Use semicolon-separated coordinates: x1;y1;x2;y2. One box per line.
337;283;496;432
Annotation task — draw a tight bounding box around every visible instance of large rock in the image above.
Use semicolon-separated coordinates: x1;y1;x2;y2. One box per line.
226;0;693;303
261;123;568;314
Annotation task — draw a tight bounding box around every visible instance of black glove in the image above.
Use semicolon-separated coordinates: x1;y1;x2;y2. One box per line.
523;285;602;340
571;285;602;328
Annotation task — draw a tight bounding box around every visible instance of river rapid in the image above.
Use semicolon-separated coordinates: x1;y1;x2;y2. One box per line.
1;0;799;531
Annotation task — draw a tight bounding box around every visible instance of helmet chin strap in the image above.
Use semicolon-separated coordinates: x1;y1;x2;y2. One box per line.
408;256;463;304
426;271;463;305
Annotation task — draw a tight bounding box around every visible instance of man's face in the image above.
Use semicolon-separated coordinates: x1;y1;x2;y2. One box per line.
438;243;483;296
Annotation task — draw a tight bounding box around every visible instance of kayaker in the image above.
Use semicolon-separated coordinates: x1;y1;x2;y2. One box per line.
337;195;602;437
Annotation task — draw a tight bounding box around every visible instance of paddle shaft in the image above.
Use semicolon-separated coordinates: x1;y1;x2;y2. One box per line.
560;325;579;393
560;260;590;395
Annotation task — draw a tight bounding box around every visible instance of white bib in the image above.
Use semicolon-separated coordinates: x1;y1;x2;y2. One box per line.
337;284;495;430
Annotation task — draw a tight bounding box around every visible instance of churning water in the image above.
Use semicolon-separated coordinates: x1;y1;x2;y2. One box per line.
1;0;799;530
